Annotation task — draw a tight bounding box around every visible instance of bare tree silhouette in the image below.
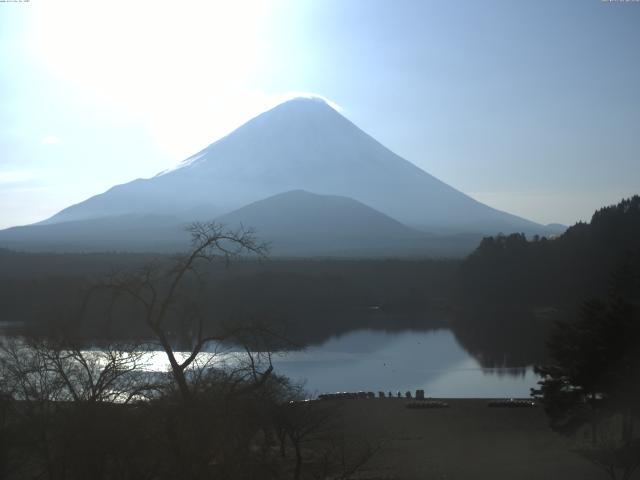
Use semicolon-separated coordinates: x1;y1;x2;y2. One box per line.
102;222;269;400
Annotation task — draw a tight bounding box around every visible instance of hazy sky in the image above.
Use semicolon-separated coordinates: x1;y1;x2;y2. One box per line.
1;0;639;229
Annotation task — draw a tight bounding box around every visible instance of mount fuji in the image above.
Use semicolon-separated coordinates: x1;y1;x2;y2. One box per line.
0;97;560;256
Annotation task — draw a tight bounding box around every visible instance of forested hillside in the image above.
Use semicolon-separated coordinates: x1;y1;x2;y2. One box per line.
455;196;640;366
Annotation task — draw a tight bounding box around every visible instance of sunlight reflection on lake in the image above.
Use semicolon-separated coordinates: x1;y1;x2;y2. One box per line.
1;325;538;398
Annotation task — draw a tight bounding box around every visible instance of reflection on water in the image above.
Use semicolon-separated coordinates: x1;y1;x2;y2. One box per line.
270;329;538;398
1;326;538;398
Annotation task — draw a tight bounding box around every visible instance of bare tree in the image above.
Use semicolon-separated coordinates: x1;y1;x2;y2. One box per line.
102;222;269;400
0;335;155;405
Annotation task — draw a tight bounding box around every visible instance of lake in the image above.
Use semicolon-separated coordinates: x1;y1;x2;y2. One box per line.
270;329;538;398
1;325;538;398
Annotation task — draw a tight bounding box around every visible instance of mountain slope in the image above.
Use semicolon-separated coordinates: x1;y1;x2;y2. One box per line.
43;97;547;235
218;190;420;238
0;214;188;252
216;190;428;256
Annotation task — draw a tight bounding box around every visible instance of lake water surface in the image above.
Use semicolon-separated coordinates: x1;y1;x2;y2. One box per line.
1;325;538;398
270;329;538;398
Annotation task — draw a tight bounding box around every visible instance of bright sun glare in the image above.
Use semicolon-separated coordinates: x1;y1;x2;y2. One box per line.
29;0;281;159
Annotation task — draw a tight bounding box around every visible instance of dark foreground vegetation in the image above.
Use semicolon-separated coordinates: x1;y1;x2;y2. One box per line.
0;250;456;348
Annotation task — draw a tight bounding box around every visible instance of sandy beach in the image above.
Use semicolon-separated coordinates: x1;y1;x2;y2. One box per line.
328;398;604;480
